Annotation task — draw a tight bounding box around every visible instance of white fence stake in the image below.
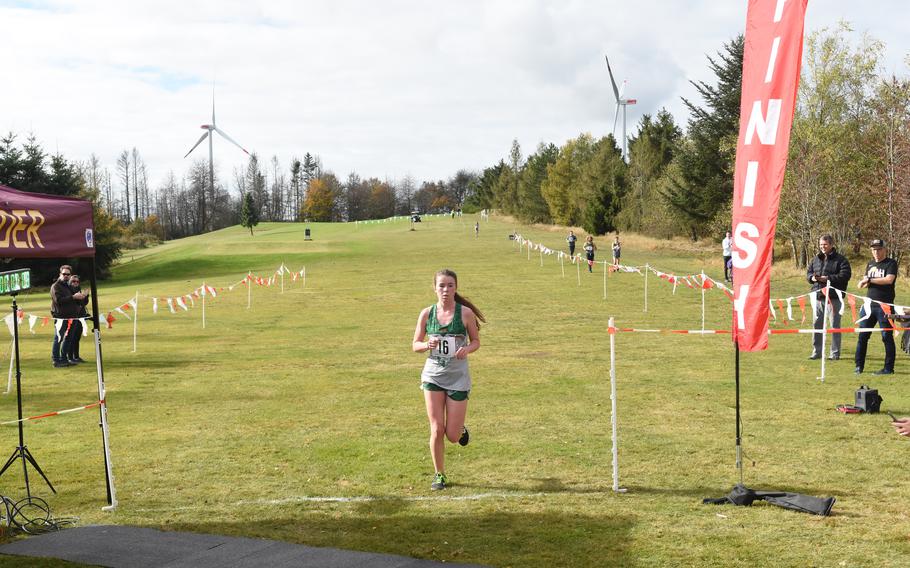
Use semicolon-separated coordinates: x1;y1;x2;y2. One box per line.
609;317;625;493
701;271;706;332
644;264;649;313
201;281;206;329
132;291;138;353
818;281;830;383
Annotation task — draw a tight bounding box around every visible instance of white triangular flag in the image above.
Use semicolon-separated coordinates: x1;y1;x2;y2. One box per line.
153;298;159;314
857;297;873;323
28;314;37;334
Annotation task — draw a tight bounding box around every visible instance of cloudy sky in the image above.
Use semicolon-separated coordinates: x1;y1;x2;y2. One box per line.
2;0;908;193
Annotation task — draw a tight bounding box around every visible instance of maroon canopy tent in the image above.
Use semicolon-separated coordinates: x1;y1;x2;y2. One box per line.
0;183;96;259
0;183;116;509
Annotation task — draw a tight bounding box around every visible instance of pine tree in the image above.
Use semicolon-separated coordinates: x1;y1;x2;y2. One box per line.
661;35;744;239
240;191;259;235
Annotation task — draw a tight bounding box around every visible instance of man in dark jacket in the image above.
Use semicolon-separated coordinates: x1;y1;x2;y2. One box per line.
50;264;87;368
807;235;852;360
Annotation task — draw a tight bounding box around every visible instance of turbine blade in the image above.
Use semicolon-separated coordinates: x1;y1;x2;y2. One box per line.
605;55;620;101
184;131;210;158
612;103;621;137
618;80;627;100
214;127;250;155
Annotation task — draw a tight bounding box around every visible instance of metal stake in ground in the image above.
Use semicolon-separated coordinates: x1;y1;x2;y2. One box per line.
0;293;55;496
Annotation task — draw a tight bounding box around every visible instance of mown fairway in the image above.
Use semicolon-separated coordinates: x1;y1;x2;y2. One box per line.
1;215;908;567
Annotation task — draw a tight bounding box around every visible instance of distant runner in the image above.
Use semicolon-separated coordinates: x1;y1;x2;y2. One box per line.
584;236;597;273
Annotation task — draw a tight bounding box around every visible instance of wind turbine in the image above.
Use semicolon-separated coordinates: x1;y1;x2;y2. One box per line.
605;55;636;162
184;93;250;231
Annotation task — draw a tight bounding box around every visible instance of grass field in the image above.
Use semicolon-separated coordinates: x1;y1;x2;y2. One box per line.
1;214;909;567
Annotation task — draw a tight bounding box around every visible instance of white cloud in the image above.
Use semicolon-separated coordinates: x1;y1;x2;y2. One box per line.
1;0;907;195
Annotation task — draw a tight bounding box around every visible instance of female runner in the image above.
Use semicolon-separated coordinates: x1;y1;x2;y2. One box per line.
412;269;485;490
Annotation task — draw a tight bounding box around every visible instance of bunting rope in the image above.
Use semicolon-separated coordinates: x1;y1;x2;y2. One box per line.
607;326;908;335
3;263;307;335
511;233;909;323
0;400;103;426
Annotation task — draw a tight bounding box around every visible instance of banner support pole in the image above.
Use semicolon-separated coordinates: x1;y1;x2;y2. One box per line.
735;339;743;485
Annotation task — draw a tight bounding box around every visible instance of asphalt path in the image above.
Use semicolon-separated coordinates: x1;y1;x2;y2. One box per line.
0;525;487;567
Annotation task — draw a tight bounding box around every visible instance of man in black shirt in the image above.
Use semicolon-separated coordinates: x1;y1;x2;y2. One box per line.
854;239;898;375
806;235;851;360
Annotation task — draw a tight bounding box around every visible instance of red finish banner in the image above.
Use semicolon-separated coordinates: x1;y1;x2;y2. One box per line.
731;0;808;351
0;184;95;258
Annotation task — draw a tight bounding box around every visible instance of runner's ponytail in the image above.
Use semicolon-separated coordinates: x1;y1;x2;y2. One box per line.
435;269;486;329
454;293;486;328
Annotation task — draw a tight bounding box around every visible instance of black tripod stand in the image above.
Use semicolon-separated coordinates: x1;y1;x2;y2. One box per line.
0;294;55;497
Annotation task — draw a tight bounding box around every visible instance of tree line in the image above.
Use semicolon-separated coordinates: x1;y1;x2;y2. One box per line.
467;25;910;271
1;23;906;278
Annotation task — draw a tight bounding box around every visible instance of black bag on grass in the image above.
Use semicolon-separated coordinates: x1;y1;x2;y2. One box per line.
703;484;835;516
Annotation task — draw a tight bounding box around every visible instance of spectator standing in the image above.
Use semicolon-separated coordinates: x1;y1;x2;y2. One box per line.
854;239;898;375
50;265;86;368
806;235;851;360
722;231;733;282
64;274;89;364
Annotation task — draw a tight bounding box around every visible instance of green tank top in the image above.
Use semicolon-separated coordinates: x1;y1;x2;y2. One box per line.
426;303;466;336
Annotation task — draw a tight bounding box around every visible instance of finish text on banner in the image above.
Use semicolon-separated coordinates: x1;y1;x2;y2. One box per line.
731;0;808;351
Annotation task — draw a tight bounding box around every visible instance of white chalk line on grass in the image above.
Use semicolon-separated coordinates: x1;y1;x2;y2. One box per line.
132;491;568;513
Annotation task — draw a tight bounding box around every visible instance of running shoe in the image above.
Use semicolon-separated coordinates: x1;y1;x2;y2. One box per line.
458;426;470;446
431;472;447;490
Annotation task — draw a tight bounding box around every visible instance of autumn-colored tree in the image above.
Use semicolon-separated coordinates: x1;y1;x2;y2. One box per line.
541;134;594;226
304;177;336;221
367;179;397;219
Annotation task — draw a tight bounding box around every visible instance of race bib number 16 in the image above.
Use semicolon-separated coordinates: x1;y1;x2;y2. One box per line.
431;335;459;359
